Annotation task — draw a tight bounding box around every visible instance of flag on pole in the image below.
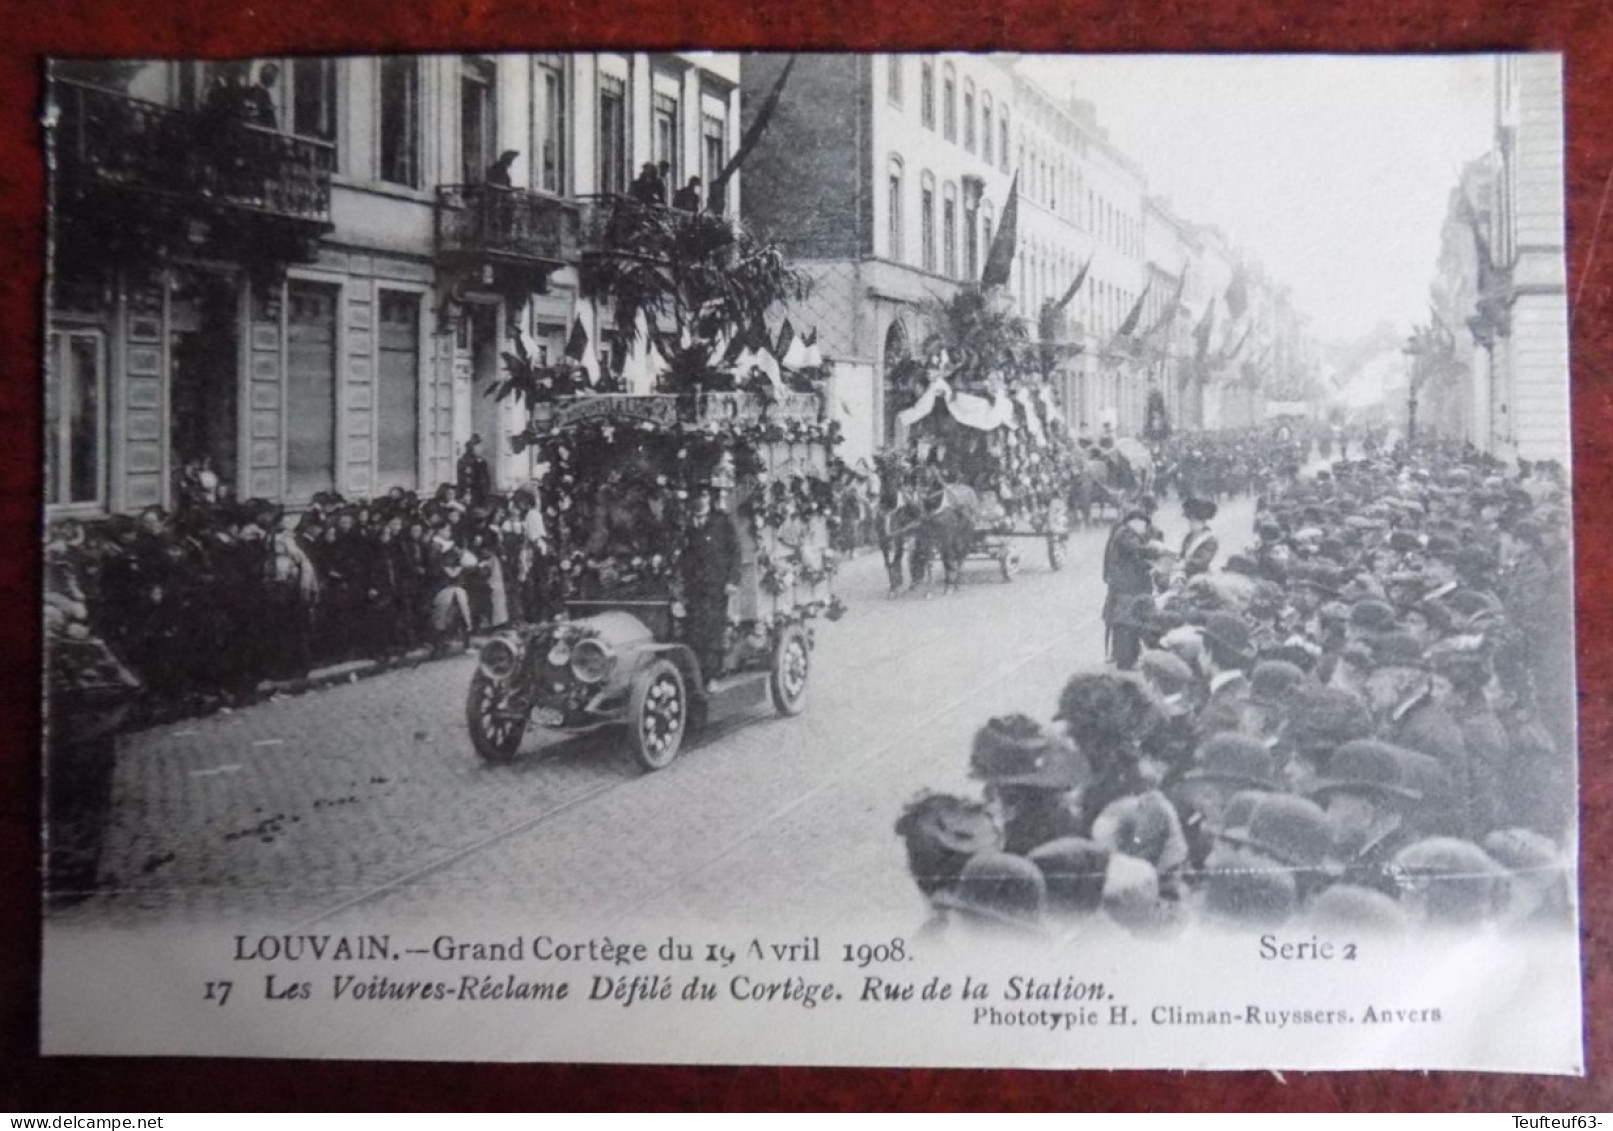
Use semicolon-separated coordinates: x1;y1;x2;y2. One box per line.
709;54;796;216
1193;297;1216;360
979;172;1019;290
564;317;589;361
1115;282;1150;340
1050;254;1092;315
1144;267;1188;340
774;318;796;364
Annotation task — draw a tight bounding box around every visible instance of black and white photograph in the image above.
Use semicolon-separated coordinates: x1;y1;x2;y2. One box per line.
38;51;1581;1071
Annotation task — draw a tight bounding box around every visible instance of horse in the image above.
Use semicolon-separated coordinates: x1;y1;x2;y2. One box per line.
913;473;981;594
875;464;924;596
1070;457;1120;527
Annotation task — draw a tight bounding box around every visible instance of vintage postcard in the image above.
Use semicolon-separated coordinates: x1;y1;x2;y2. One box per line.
38;52;1580;1071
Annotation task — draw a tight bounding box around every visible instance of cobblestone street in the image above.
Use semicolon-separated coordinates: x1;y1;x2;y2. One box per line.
51;498;1254;931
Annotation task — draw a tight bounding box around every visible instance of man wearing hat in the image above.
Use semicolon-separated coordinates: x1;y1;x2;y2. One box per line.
1173;731;1284;870
457;435;492;509
1137;649;1200;782
1390;837;1508;928
931;851;1048;937
1103;504;1164;670
1307;738;1425;900
1195;612;1256;737
1201;793;1336;926
680;486;742;689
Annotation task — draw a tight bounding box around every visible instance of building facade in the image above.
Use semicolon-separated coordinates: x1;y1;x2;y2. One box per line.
740;53;1309;456
44;52;741;519
1484;54;1570;464
736;53;1015;462
1008;78;1149;438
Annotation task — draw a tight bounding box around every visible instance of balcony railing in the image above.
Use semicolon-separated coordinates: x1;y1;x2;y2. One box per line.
50;79;334;227
435;184;580;269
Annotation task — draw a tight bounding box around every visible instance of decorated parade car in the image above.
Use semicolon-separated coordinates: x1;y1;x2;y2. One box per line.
465;389;843;771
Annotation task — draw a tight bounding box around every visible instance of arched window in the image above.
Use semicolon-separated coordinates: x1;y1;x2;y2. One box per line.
920;170;936;272
962;79;976;152
887;155;905;262
999;110;1010;173
942;180;958;277
883;320;912;444
980;92;994;164
982;199;995;264
942;62;957;142
920;58;935;128
887;55;903;106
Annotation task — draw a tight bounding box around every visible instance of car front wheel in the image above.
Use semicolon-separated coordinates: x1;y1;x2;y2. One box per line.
628;658;687;772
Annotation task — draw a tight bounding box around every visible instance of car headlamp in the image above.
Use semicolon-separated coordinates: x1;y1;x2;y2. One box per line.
569;639;613;684
478;637;520;681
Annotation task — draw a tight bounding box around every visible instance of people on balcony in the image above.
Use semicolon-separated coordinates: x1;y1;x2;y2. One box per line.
485;149;519;188
630;161;666;207
243;63;280;130
672;176;703;212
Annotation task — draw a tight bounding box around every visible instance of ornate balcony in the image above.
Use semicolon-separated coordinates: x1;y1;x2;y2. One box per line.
49;78;334;266
435;184;580;294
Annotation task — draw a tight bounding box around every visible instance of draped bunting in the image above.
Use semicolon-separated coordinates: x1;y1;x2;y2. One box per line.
896;374;953;427
946;390;1015;431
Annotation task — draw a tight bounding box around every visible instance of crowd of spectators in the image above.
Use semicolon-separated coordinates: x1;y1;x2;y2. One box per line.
899;436;1576;937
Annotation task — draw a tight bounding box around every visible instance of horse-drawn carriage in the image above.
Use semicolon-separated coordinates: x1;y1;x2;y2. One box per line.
876;370;1076;593
1068;435;1156;526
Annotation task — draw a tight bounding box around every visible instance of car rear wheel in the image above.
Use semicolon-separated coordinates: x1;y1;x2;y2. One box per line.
770;625;811;717
628;658;687;772
466;671;527;763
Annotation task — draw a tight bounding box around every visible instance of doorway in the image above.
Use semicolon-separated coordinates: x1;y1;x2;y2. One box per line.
168;267;242;502
454;302;503;487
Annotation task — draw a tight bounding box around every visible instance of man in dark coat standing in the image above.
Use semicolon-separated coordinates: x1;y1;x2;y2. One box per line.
672;176;702;212
458;435;492;509
681;488;741;689
1103;506;1162;670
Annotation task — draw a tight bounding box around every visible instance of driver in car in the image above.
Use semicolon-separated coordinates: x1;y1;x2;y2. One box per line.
680;486;741;691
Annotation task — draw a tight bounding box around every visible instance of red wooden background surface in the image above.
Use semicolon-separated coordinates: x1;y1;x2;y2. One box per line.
2;0;1610;1111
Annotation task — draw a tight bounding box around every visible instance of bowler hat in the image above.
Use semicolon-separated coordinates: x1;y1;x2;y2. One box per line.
1390;838;1508;926
1201;612;1255;660
932;851;1047;931
1307;738;1423;803
1213;793;1337;871
1388;529;1423;553
1183;732;1283;792
1348;599;1398;634
1306;884;1409;933
1139;649;1195;692
1248;659;1309;706
1028;838;1111;916
1183;496;1218;523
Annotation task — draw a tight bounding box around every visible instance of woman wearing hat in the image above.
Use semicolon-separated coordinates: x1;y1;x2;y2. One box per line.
1174;497;1220;585
969;714;1091;856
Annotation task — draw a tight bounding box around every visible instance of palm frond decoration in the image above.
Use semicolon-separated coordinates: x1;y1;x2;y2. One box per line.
578;198;808;394
919;285;1030;390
